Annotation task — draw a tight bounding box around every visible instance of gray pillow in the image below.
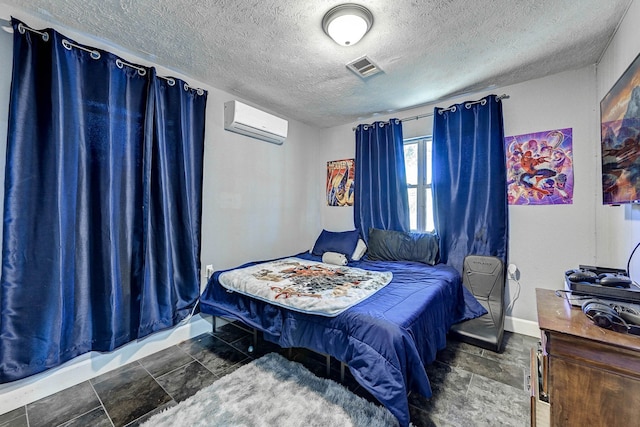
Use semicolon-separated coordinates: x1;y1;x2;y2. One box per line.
367;228;439;265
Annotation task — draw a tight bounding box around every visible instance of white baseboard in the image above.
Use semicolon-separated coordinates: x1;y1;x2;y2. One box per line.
505;315;540;338
0;314;213;414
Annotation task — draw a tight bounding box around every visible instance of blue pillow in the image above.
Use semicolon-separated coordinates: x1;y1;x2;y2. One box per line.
367;228;440;265
312;229;360;260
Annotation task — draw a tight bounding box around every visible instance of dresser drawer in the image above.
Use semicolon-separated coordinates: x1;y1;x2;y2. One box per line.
530;347;550;427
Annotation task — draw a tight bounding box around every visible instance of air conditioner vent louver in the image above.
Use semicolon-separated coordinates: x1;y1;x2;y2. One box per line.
346;56;383;78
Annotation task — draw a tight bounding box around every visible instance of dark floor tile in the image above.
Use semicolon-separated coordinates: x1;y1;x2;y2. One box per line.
418;384;487;426
290;353;332;379
409;364;474;418
14;330;538;427
91;361;142;386
156;360;217;402
439;347;526;390
26;381;101;427
0;413;27;427
233;334;282;358
212;321;252;345
288;348;334;375
178;333;250;376
435;337;485;367
444;337;485;356
480;331;539;369
409;405;455;427
424;360;473;396
214;354;253;378
123;400;176;427
468;372;529;425
138;345;194;378
60;407;112;427
93;363;172;427
0;407;25;426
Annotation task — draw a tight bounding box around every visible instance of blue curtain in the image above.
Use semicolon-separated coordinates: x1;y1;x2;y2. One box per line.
432;95;508;275
0;20;206;383
354;119;409;240
139;76;206;336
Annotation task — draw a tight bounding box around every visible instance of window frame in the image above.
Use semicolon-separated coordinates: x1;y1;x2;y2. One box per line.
404;135;433;232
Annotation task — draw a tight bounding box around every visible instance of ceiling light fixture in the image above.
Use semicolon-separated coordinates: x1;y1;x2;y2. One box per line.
322;3;373;47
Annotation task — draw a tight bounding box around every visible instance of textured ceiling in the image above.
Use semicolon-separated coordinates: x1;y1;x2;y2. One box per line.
0;0;632;127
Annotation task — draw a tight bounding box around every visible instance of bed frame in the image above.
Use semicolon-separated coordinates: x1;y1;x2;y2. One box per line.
213;316;348;381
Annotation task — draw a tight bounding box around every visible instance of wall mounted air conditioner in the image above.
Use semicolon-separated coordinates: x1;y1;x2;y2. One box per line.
224;100;288;145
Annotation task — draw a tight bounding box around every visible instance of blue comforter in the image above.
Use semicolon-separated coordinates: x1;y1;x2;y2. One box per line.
200;252;484;426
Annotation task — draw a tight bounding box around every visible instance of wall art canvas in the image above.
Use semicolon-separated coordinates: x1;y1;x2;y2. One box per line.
600;52;640;205
505;128;574;205
327;158;354;206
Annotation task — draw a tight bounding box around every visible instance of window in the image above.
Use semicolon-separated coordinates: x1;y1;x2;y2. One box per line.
404;136;434;232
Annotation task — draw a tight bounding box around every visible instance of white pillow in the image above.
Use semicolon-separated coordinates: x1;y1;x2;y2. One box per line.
322;252;348;266
351;239;367;261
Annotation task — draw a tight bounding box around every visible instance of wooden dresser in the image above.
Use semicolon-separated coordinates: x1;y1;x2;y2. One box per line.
534;288;640;426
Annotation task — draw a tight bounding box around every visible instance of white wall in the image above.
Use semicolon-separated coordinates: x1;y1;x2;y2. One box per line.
318;66;600;330
200;87;322;277
595;0;640;273
0;10;322;412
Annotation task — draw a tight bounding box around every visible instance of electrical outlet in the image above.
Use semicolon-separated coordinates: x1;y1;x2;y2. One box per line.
205;264;214;279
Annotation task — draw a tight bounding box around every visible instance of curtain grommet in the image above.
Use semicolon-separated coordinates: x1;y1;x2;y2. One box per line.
17;23;49;42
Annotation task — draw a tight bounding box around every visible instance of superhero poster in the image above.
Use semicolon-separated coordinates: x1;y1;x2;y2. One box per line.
505;128;574;205
327;159;354;206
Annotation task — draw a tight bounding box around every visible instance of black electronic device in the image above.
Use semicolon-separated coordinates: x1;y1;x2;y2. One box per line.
566;270;597;283
565;268;640;304
577;265;627;276
598;273;632;288
619;309;640;325
581;299;640;335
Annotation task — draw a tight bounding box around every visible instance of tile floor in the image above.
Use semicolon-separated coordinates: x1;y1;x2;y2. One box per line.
0;323;538;427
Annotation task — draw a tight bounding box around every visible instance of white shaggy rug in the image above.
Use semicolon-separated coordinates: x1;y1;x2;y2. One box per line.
141;352;398;427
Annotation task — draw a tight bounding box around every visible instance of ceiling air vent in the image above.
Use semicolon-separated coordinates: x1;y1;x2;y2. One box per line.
346;56;383;78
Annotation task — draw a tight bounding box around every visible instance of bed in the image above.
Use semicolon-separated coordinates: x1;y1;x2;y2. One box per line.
200;247;484;427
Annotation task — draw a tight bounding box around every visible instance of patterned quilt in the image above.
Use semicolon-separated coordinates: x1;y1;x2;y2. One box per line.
218;257;393;316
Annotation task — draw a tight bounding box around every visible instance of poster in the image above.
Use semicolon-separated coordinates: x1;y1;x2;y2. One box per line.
505;128;574;205
327;159;354;206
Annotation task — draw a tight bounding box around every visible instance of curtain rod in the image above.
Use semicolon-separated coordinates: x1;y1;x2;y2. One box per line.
352;94;510;131
13;21;206;95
